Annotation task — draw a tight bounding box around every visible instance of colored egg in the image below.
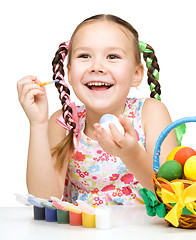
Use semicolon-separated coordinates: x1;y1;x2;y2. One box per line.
166;146;196;167
160;183;174;193
157;160;183;181
184;156;196;181
174;146;196;167
99;114;125;136
166;146;186;162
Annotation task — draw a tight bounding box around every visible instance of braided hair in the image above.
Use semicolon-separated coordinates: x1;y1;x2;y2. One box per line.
51;42;76;169
52;14;161;169
139;41;161;100
52;42;76;131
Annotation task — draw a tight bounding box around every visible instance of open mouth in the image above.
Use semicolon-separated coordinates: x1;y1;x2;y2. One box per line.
85;82;113;91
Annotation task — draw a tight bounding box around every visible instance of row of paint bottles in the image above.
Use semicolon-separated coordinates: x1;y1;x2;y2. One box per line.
34;205;112;229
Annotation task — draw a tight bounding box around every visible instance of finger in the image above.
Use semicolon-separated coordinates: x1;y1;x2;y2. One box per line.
17;75;37;90
19;82;45;100
17;76;38;98
109;123;125;146
94;124;119;150
119;115;137;138
20;87;46;105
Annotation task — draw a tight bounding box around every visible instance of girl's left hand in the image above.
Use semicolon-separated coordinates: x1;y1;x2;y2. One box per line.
93;115;139;159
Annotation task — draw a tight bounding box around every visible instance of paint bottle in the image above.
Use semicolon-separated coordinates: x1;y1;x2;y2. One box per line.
95;207;112;229
69;211;82;226
57;209;70;224
33;206;45;220
45;207;57;222
82;212;95;228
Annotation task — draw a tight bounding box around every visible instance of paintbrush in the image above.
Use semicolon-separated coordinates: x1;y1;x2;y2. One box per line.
39;79;59;87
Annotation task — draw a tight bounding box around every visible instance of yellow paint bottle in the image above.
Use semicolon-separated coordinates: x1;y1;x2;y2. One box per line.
82;212;95;228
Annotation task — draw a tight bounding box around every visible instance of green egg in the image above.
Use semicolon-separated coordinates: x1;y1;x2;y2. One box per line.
157;160;183;181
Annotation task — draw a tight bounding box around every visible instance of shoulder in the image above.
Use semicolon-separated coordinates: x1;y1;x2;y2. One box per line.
49;109;63;122
48;109;67;148
142;98;177;166
142;98;172;134
49;109;65;130
142;98;169;118
143;97;168;110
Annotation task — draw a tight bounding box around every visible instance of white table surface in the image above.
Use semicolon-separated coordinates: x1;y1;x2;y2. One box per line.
0;206;195;240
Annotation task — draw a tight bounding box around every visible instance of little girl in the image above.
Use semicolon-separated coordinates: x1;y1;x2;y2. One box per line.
17;14;177;205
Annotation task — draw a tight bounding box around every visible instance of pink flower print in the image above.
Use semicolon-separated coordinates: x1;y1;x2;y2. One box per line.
94;197;100;201
92;176;97;180
79;173;85;178
101;184;115;192
118;192;123;197
120;173;134;184
83;171;89;176
78;110;85;118
133;99;137;104
76;169;81;174
91;188;99;194
82;180;89;186
122;186;133;196
97;150;102;154
74;151;86;161
112;192;117;197
109;174;119;181
99;200;103;204
129;111;135;118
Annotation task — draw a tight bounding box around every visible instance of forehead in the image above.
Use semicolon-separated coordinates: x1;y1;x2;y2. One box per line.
71;20;134;49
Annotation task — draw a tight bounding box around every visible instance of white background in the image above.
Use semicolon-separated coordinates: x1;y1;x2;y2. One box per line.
0;0;196;207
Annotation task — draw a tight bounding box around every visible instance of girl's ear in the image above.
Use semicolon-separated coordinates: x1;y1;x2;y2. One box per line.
132;63;144;87
67;66;72;86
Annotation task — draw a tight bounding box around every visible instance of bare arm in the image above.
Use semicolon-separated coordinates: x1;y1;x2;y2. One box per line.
27;110;68;199
17;76;68;199
27;121;62;198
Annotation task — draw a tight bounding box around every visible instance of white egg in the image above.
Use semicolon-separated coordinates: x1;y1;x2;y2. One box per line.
99;114;125;136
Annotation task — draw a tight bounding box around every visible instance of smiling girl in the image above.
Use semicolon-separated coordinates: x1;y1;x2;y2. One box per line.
17;14;177;205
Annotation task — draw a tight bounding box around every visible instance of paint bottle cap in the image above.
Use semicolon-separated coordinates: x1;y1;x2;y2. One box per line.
76;200;95;215
14;193;31;206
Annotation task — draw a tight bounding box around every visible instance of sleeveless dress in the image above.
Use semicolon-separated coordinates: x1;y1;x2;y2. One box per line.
56;98;146;206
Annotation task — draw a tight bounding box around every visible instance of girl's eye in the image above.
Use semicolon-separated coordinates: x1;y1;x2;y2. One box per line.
107;54;120;59
78;54;90;59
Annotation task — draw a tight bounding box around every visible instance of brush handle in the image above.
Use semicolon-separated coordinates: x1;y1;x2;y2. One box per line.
39;81;53;86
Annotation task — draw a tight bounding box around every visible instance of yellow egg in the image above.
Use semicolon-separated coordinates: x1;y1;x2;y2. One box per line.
184;156;196;181
166;146;187;162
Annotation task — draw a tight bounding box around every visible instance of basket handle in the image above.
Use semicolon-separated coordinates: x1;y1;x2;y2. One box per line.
153;116;196;173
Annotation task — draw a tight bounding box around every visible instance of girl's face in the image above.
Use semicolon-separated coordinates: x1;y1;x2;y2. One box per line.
68;20;143;116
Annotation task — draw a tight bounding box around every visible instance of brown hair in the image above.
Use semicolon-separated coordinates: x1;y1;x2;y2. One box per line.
51;14;160;169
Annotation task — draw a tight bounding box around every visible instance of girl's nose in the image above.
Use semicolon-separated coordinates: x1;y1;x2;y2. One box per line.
89;60;106;74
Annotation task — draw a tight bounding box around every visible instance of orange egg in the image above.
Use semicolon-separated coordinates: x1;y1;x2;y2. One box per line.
160;183;174;193
174;147;196;167
166;146;186;162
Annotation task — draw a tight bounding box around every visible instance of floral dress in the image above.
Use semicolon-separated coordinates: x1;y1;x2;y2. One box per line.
56;98;146;206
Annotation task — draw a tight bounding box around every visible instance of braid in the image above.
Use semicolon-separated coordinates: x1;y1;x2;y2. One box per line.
52;42;76;131
139;41;161;101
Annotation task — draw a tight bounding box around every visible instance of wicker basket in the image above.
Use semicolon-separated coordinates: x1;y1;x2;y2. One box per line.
152;117;196;229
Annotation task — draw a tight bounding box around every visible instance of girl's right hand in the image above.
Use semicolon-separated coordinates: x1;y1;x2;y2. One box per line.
17;75;48;125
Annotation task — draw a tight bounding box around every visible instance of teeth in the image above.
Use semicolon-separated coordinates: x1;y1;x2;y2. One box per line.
87;82;111;87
